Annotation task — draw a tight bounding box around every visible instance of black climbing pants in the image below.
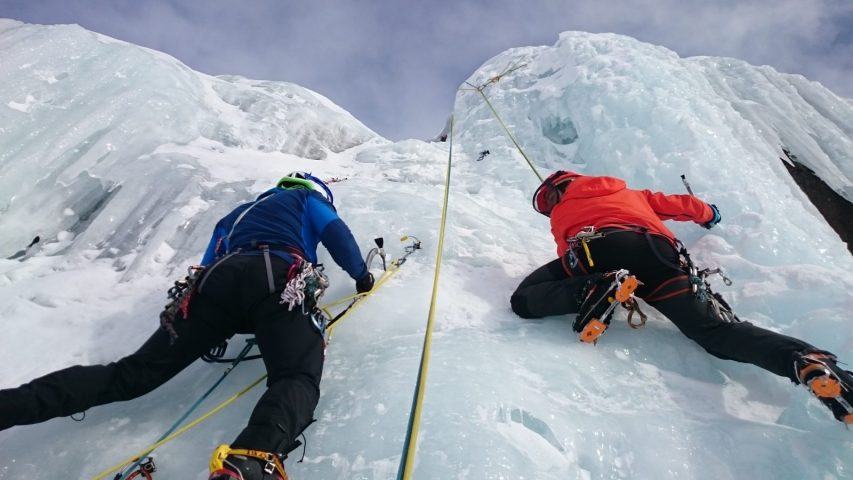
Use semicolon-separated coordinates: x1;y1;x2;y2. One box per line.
0;254;324;453
511;231;815;381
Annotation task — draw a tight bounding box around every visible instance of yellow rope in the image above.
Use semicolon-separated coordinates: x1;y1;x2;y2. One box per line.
322;264;397;310
324;264;402;340
460;61;526;92
91;375;268;480
397;115;455;480
474;88;543;182
93;249;416;479
459;62;542;183
321;237;416;312
321;291;367;309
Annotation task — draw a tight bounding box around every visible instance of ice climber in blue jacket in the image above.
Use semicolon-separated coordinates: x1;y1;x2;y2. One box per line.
0;172;374;480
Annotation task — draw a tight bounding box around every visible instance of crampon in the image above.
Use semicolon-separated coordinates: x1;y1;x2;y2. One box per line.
209;445;288;480
573;269;640;344
795;351;853;425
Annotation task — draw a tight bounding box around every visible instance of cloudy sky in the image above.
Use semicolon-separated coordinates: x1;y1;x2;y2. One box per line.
2;1;851;141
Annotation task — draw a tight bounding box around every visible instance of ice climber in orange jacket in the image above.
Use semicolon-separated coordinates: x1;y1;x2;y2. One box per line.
511;170;853;425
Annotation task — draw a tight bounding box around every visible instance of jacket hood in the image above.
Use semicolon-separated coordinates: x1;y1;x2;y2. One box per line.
562;175;626;199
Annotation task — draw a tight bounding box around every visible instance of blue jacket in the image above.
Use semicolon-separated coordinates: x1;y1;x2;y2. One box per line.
200;187;368;280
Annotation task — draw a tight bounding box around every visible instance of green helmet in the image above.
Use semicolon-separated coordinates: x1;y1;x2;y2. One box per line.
276;172;334;204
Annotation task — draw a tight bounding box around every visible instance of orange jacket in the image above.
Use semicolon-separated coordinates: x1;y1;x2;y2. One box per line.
549;174;714;255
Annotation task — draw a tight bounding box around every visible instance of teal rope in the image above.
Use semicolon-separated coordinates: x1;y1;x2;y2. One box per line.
115;339;257;480
396;115;455;479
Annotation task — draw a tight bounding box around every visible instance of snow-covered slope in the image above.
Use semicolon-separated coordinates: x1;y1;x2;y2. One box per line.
1;22;852;480
0;19;376;271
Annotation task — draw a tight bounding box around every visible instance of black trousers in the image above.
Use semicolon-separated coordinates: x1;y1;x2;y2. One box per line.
511;231;815;381
0;254;323;453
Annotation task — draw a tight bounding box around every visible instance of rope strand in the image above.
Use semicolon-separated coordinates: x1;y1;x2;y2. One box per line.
461;62;543;182
92;246;418;480
397;115;455;480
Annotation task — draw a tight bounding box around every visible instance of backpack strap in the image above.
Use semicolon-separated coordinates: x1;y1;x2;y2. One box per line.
225;194;275;254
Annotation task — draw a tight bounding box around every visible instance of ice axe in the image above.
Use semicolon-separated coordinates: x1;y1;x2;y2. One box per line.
680;174;695;196
365;237;387;271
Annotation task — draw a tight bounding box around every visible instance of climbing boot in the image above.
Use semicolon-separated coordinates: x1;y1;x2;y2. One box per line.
795;351;853;425
209;445;287;480
573;269;640;344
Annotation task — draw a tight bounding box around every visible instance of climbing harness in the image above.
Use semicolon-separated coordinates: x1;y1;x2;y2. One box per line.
562;224;738;340
94;238;422;480
159;265;206;343
643;229;739;323
565;225;736;319
674;174;738;322
205;236;422;361
689;266;738;323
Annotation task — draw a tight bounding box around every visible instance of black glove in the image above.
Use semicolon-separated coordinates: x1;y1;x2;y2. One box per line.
356;272;374;293
701;204;721;229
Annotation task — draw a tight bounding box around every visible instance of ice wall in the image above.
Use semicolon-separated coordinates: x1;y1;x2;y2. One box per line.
1;23;852;480
0;19;376;270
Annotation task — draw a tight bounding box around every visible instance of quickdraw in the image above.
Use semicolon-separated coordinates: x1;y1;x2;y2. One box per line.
683;255;739;323
566;226;605;268
279;258;331;337
280;259;330;314
159;265;206;342
688;265;733;301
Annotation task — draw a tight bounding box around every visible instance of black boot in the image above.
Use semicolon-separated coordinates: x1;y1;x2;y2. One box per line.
573;269;639;344
794;350;853;424
209;454;286;480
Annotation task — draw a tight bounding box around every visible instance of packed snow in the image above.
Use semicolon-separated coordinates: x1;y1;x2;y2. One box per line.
1;19;852;480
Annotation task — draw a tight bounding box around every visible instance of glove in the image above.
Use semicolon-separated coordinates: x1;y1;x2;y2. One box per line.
356;272;374;293
702;204;721;229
